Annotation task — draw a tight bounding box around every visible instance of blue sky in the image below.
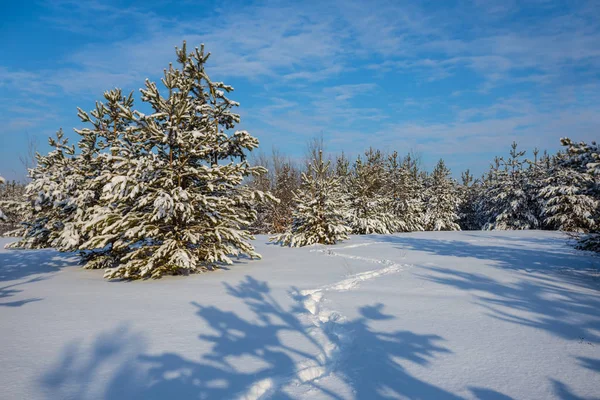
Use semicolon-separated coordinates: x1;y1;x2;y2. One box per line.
1;0;599;181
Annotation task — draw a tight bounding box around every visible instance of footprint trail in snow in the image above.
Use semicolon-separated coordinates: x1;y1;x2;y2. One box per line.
239;242;412;399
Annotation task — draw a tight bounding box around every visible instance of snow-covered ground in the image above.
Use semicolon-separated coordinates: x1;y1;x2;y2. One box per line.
1;231;599;399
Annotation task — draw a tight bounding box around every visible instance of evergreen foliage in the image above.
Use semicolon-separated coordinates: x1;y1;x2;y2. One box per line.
386;152;424;232
272;150;350;247
8;130;76;249
457;170;481;230
345;149;395;234
558;138;600;251
9;42;272;279
0;179;29;235
248;152;298;234
86;43;271;279
423;159;460;231
540;152;597;232
270;161;300;233
483;142;539;230
0;176;6;221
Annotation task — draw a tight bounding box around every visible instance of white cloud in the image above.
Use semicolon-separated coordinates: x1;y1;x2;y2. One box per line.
2;0;599;179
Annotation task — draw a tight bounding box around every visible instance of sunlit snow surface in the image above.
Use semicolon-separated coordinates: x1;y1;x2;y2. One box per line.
1;231;599;399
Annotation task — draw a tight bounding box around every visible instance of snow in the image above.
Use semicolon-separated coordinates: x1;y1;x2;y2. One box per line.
1;230;599;399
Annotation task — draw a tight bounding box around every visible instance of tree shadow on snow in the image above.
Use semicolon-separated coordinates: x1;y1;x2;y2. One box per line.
416;266;600;345
348;235;600;345
0;277;44;307
38;275;515;399
0;248;78;282
374;234;600;290
0;248;78;306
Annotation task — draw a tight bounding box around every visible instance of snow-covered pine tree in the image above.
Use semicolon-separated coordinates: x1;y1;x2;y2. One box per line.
270;161;300;233
335;152;350;186
423;159;460;231
247;151;296;234
483;142;539;230
477;156;500;227
248;152;274;234
539;151;597;232
0;179;29;235
7;130;76;249
271;150;350;246
386;151;424;232
346;148;395;234
59;88;144;269
457;169;481;230
525;148;548;228
557;138;600;250
0;176;6;221
81;42;272;279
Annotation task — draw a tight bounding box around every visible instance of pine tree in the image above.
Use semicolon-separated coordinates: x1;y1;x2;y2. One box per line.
0;176;6;221
478;157;501;227
270;161;300;233
248;152;274;234
484;142;539;230
7;130;76;249
540;152;597;232
423;159;460;231
272;150;350;247
79;42;272;279
0;179;29;235
557;138;600;250
386;152;424;232
248;151;298;234
525;148;548;228
346;149;395;234
335;152;351;186
457;169;481;230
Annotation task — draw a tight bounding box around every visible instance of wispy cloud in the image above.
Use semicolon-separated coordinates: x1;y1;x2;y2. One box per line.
1;0;599;180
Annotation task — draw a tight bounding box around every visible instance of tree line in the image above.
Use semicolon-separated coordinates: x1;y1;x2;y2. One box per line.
246;139;599;250
0;41;598;280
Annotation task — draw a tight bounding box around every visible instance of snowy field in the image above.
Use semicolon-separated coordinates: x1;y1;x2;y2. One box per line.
1;231;599;400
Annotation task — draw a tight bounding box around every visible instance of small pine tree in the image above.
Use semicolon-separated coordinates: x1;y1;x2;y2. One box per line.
7;130;76;249
424;159;460;231
270;161;300;233
248;152;274;234
484;142;539;230
558;138;600;250
0;179;29;235
0;176;6;221
540;152;597;232
272;150;350;247
386;152;424;232
457;169;481;230
346;149;395;234
525;148;549;228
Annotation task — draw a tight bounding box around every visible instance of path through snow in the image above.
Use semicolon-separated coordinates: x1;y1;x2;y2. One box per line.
241;243;412;399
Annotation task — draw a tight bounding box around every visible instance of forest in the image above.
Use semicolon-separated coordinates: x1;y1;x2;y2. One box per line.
0;42;599;280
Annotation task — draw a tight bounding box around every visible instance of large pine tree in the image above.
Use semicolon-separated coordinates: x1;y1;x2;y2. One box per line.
424;159;460;231
80;42;271;279
272;150;350;247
